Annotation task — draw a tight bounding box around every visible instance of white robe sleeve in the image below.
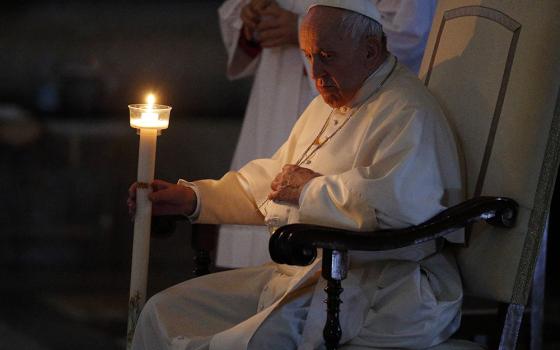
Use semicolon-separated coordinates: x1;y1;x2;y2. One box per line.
298;107;448;231
194;171;265;225
218;0;261;79
375;0;437;74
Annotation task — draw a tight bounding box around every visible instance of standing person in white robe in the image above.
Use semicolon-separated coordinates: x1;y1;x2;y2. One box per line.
217;0;438;268
129;2;463;349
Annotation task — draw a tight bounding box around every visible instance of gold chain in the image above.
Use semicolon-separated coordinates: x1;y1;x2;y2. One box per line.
295;108;354;166
256;108;349;212
257;57;399;213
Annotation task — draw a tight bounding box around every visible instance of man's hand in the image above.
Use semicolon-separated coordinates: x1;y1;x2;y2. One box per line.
268;164;321;205
128;179;196;217
257;2;299;47
240;0;272;42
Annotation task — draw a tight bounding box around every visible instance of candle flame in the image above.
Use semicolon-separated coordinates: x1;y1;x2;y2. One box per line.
129;95;170;130
146;94;155;108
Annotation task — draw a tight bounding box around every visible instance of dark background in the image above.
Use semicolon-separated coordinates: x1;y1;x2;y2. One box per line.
0;1;249;349
0;1;557;349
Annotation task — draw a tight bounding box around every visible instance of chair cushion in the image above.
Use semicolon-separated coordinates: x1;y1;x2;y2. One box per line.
339;339;485;350
426;339;486;350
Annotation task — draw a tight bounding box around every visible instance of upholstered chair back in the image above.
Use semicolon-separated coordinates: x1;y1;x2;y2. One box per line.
419;0;560;305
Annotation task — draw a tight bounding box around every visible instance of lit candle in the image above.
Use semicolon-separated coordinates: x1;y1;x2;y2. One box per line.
129;94;170;129
127;94;172;348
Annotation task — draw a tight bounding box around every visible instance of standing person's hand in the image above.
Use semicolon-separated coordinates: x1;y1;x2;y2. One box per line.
268;165;321;205
128;180;197;217
240;0;272;42
256;1;299;47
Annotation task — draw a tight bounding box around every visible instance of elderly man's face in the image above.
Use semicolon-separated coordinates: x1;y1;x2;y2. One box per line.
300;7;375;108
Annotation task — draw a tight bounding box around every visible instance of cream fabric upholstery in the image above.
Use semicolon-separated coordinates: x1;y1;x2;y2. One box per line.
418;0;560;304
426;339;486;350
339;339;485;350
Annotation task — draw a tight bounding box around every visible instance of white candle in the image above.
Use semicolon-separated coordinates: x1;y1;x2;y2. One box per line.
127;94;172;348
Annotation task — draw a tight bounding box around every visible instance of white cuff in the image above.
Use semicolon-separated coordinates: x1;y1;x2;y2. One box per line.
177;179;201;222
298;175;319;208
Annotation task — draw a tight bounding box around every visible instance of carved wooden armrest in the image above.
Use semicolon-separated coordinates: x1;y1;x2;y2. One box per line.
269;196;517;266
268;196;518;350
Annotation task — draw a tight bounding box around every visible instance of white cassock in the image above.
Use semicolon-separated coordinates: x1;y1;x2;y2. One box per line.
132;56;464;350
217;0;439;268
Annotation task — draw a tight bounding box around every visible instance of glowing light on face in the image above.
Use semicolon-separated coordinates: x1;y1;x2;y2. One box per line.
300;7;373;108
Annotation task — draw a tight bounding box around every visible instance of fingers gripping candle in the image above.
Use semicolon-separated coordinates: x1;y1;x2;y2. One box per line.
127;94;171;348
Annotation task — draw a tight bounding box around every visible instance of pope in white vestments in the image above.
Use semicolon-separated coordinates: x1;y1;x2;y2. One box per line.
129;2;463;349
217;0;438;268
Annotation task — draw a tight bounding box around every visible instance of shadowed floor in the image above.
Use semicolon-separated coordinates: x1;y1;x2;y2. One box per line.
1;270;560;350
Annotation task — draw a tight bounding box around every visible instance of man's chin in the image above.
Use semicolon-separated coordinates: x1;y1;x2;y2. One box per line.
319;91;344;108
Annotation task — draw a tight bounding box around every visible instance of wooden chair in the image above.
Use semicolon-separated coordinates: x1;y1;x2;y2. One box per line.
269;1;560;349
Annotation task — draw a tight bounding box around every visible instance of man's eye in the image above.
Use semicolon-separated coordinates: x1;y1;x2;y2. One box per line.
320;51;332;59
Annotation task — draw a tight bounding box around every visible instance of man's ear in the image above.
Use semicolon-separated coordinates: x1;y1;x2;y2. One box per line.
365;36;382;69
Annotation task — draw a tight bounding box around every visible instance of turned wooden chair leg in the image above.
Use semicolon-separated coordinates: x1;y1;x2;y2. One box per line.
191;224;219;277
322;249;349;350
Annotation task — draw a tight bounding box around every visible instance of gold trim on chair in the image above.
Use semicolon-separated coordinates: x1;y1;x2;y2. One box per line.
425;6;521;198
424;6;522;244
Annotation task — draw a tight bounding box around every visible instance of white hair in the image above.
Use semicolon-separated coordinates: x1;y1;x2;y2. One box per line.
339;11;384;47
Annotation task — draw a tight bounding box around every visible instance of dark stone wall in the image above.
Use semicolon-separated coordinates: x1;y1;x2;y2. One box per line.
0;118;241;293
1;1;251;118
0;1;249;293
